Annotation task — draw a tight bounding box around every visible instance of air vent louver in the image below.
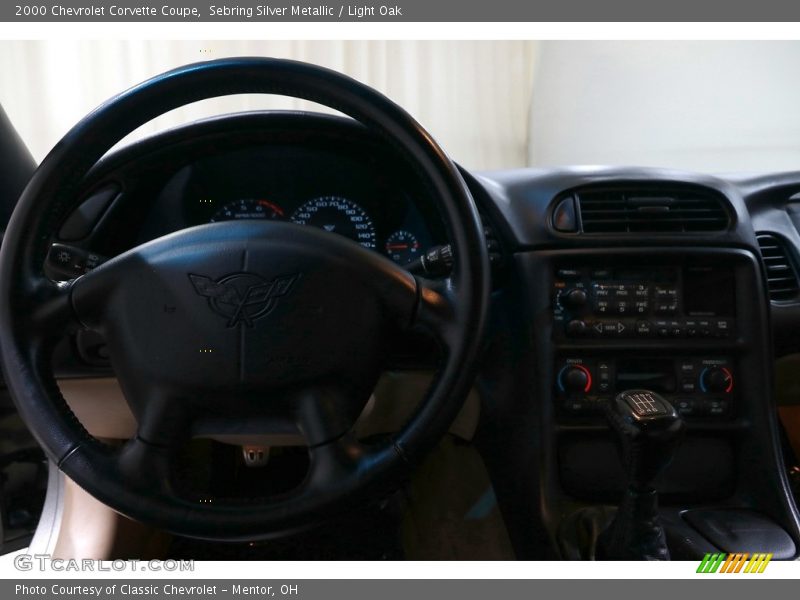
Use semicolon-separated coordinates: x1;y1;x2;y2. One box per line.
757;233;800;302
575;187;731;233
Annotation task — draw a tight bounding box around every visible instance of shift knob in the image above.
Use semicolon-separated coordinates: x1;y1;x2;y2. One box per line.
606;389;684;491
596;390;685;560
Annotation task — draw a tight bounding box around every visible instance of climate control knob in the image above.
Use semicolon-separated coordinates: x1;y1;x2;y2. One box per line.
559;364;592;393
700;367;733;394
560;288;588;310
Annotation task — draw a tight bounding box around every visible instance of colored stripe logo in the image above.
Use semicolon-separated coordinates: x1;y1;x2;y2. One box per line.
697;553;773;573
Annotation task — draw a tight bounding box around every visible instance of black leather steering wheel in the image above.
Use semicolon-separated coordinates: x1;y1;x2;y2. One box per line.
0;58;490;540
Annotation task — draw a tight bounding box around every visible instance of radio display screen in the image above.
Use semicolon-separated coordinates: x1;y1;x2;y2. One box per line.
683;266;735;317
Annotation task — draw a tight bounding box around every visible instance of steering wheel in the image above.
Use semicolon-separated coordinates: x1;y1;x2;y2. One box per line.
0;58;490;540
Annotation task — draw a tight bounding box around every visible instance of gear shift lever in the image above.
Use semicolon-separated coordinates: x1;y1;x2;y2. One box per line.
596;389;685;560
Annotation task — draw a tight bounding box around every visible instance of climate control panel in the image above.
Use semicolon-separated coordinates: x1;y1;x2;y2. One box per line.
555;356;735;420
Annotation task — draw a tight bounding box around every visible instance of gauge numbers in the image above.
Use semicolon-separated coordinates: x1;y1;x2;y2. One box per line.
290;196;377;250
209;196;424;261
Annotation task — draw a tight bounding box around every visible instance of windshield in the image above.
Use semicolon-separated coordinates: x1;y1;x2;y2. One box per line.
1;40;799;173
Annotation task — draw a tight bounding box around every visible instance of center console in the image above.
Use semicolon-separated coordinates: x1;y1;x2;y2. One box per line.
552;263;737;421
466;169;800;562
509;246;800;560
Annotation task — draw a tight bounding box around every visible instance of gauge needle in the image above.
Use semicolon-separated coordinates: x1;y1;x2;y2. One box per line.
387;244;410;250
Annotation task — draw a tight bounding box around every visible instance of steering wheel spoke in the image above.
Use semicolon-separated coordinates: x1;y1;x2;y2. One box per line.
293;384;370;447
113;386;198;497
132;392;194;447
115;436;177;497
25;280;82;340
305;432;366;491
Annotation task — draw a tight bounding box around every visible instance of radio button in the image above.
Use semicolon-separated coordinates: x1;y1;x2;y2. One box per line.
601;322;621;336
560;288;588;310
680;380;697;393
714;319;732;338
654;286;678;299
655;303;678;315
697;320;712;337
635;320;653;336
566;319;588;337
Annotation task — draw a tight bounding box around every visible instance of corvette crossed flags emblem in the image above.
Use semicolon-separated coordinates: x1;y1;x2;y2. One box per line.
189;271;300;328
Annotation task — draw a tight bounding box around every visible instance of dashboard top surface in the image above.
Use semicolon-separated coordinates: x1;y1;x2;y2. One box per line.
56;115;800;260
41;111;800;323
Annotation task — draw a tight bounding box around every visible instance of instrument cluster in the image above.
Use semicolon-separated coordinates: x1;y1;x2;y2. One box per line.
141;143;443;266
208;195;422;265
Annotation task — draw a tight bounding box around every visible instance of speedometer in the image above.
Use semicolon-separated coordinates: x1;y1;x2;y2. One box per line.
290;196;377;250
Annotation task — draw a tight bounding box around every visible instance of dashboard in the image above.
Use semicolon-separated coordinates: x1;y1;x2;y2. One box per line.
52;113;448;277
32;111;800;560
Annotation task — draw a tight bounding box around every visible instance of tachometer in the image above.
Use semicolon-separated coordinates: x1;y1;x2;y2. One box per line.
290;196;377;249
210;198;285;222
385;230;421;265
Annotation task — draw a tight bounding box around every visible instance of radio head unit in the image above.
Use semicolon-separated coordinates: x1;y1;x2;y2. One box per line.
553;264;736;340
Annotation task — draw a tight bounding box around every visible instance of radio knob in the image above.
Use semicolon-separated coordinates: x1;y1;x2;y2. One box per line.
561;288;588;310
701;367;733;393
560;365;592;393
566;319;588;336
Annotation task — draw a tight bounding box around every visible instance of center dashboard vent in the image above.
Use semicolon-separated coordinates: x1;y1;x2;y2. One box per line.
756;233;800;302
563;186;732;234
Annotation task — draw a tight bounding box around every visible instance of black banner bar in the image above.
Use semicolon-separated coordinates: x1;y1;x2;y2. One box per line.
4;0;800;22
4;579;800;600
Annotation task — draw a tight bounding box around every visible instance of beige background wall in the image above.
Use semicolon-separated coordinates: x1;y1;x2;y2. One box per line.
0;40;537;170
